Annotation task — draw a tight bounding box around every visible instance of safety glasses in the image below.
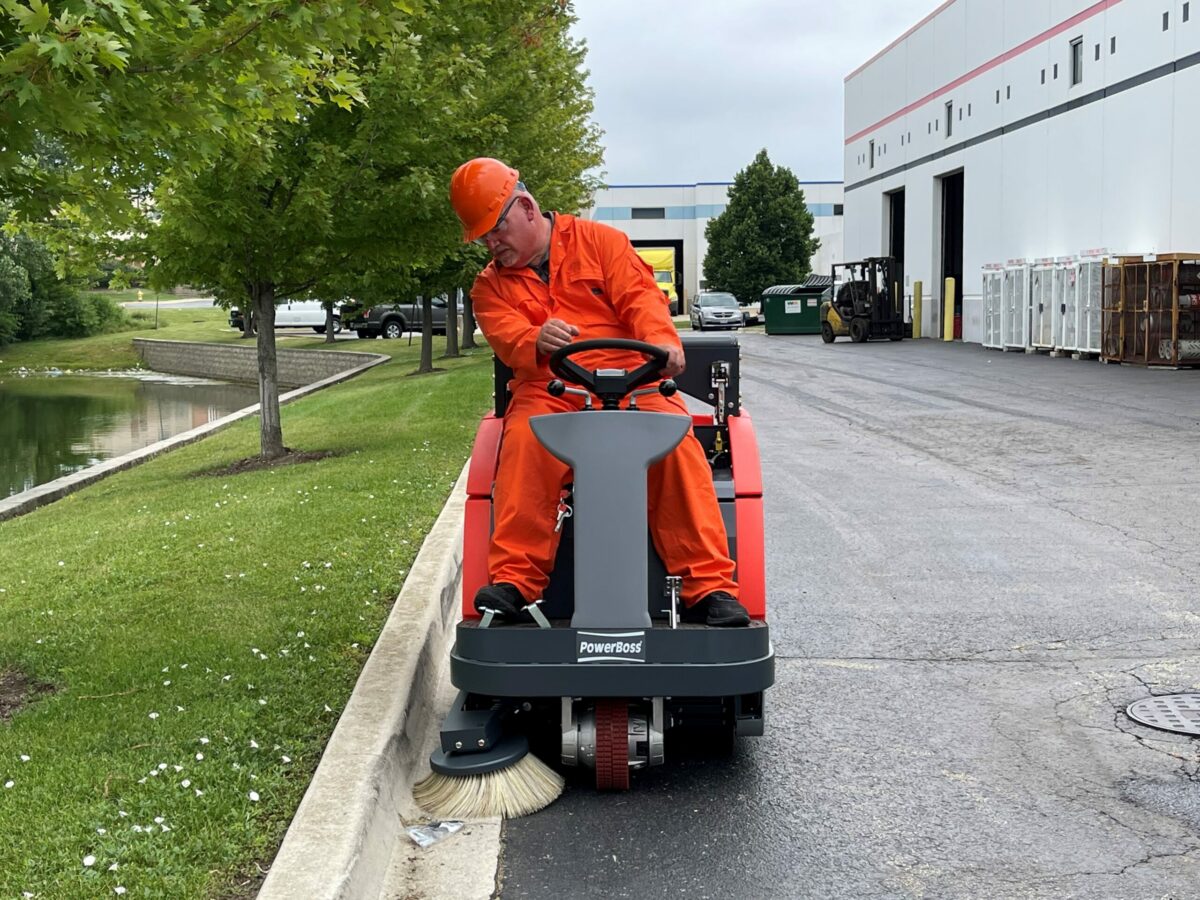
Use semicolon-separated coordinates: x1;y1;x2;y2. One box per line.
472;181;526;246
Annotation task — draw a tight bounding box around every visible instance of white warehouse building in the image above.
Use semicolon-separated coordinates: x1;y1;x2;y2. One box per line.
583;181;844;308
844;0;1200;343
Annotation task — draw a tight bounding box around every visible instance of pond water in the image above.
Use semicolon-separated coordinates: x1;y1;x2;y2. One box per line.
0;372;259;499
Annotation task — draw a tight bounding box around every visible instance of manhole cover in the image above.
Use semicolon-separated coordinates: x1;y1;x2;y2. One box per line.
1126;694;1200;736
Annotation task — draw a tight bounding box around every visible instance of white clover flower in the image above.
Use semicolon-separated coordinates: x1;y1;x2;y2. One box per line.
196;753;204;761
83;855;95;867
249;791;260;802
180;779;191;788
148;712;159;719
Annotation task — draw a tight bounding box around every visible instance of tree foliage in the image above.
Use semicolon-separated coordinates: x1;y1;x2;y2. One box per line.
147;0;602;455
1;0;410;239
0;226;122;346
703;149;819;307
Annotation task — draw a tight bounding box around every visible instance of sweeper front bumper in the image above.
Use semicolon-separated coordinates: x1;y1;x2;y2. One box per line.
450;619;774;697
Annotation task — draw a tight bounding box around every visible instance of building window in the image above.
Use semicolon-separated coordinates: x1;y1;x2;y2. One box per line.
1053;63;1059;79
1111;35;1117;53
1185;3;1190;22
833;204;844;216
1095;42;1101;60
995;89;1000;103
869;139;875;169
631;208;665;220
1041;68;1046;84
1071;37;1083;85
908;131;911;142
1163;11;1170;30
928;122;931;134
1006;85;1011;99
967;103;972;116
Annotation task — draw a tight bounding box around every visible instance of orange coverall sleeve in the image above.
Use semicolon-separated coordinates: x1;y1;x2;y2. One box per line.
470;270;545;374
596;230;682;350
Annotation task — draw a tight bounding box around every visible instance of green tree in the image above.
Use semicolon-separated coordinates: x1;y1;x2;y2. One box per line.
702;149;819;308
1;0;408;260
0;252;30;345
150;0;601;456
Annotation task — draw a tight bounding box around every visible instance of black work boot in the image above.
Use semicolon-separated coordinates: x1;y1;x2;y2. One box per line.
681;591;751;627
473;583;530;622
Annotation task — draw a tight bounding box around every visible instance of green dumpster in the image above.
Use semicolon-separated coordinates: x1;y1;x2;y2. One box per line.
762;277;831;335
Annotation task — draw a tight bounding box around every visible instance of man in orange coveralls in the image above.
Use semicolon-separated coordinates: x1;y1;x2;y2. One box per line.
449;157;749;627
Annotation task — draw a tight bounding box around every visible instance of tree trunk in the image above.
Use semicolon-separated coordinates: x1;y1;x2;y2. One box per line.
240;307;256;339
418;294;434;374
324;303;336;344
253;283;286;458
442;288;461;359
461;288;478;350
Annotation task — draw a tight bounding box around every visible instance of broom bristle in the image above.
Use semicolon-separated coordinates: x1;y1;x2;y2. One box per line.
413;752;565;819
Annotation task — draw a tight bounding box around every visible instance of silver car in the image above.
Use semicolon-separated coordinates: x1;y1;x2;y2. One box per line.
690;291;743;331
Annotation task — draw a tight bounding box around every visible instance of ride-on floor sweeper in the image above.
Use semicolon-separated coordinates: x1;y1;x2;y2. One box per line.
416;335;774;815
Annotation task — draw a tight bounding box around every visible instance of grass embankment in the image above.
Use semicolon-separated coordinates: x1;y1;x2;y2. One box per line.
0;324;492;897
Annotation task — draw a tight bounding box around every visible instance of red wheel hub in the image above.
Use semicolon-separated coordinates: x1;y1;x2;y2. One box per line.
594;699;630;790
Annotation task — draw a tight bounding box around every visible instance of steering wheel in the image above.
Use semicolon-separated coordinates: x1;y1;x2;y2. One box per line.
548;338;674;410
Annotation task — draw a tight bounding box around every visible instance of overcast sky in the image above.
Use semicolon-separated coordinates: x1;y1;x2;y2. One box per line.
570;0;937;185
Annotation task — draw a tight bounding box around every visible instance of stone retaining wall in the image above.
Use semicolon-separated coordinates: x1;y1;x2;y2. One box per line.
133;339;382;388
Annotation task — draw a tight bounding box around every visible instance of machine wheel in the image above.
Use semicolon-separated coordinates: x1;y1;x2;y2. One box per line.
820;322;835;343
850;317;869;343
594;699;630;791
382;318;404;339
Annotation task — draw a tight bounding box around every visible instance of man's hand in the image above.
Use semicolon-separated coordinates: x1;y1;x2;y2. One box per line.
657;343;685;378
536;318;579;356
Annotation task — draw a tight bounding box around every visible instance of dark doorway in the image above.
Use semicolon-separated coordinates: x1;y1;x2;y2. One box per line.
940;171;964;338
887;189;906;308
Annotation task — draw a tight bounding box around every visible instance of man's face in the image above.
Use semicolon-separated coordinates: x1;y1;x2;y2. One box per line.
480;195;540;268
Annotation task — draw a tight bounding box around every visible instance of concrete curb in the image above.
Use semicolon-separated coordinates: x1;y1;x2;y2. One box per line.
257;465;466;900
0;351;388;523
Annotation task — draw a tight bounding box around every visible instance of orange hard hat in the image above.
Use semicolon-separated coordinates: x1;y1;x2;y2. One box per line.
449;158;521;243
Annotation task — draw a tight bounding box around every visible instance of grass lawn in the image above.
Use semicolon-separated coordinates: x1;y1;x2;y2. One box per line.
0;324;492;897
83;288;211;306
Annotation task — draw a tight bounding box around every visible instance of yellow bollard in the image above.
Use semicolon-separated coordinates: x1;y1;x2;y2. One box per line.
943;278;956;341
912;281;923;339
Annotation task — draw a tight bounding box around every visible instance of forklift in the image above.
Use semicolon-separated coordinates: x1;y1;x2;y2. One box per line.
820;256;907;343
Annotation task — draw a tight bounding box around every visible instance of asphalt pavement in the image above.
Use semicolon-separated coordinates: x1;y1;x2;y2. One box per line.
498;334;1200;899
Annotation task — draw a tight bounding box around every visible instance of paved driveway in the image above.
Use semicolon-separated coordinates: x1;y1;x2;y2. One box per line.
499;334;1200;899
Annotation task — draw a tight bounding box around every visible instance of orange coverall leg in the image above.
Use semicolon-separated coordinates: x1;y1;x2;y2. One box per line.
489;383;739;607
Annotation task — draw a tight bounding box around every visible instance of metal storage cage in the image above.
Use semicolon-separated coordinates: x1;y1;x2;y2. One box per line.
1101;254;1200;366
1076;259;1104;355
982;266;1003;349
1001;263;1030;350
1051;260;1077;352
1030;261;1055;349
